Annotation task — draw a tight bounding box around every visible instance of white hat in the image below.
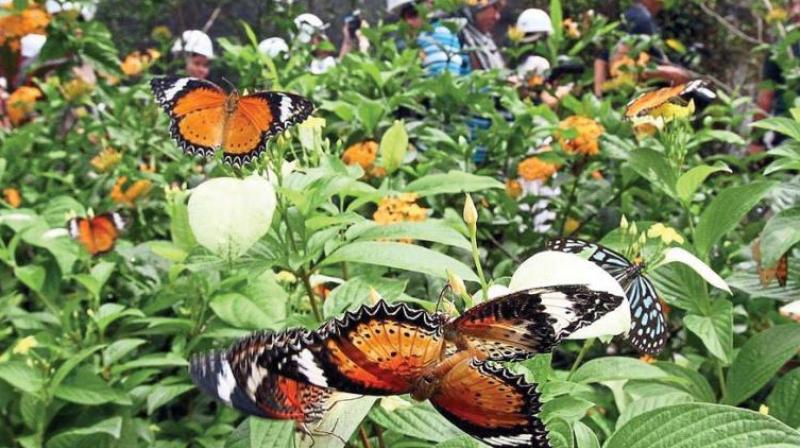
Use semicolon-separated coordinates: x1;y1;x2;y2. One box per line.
258;37;289;58
294;13;328;44
517;55;550;78
20;34;47;59
387;0;417;12
45;0;97;21
171;30;215;59
517;8;553;41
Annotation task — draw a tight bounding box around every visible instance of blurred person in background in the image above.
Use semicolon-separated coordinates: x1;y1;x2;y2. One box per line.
294;13;337;75
338;9;370;59
460;0;506;72
171;30;214;79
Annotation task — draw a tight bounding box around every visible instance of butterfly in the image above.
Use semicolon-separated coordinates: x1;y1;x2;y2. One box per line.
67;212;125;256
546;238;668;354
150;76;314;167
189;328;333;425
624;79;710;118
752;239;789;288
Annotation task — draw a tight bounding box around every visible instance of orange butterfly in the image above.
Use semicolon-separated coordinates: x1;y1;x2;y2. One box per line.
624;79;711;118
150;76;314;167
753;239;789;288
67;212;125;256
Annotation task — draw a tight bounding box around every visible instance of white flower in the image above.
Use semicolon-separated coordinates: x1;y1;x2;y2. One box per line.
509;251;631;339
188;174;276;260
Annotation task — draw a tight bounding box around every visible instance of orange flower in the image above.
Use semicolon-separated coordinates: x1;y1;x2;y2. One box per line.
373;193;428;241
563;18;581;38
111;176;152;206
7;86;42;126
639;354;656;364
518;156;559;181
139;161;157;174
3;188;21;208
556;116;604;156
0;5;50;51
591;170;604;180
91;148;122;173
342;140;377;166
505;179;523;199
120;49;161;77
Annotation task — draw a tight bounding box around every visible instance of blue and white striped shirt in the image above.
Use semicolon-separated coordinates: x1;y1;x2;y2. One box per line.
417;21;469;76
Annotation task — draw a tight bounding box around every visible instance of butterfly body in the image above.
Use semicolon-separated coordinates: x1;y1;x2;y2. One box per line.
67;212;125;256
150;76;313;166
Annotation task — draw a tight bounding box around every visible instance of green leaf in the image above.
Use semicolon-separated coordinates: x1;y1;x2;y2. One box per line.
380;120;408;174
54;369;129;406
346;220;471;251
726;324;800;405
655;362;716;402
46;417;123;448
760;207;800;268
571;357;668;383
147;384;195;414
628;148;678;197
0;361;44;394
548;418;574;448
14;265;45;293
250;418;294;448
695;181;777;256
355;96;386;135
541;396;594;424
147;240;188;263
323;241;479;282
683;299;733;363
606;403;800;448
111;353;188;374
435;437;482;447
299;396;378;448
323;276;407;318
210;292;282;331
50;345;105;390
369;403;464;442
767;367;800;429
405;171;504;197
616;392;694;428
751;116;800;141
676;163;731;204
574;421;600;448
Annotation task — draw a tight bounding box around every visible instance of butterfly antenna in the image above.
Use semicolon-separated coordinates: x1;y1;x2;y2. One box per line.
325;393;364;413
221;76;237;94
435;284;451;313
311;425;346;445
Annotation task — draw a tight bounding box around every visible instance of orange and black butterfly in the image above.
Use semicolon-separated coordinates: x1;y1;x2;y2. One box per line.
67;212;125;256
624;79;713;119
150;76;314;167
753;239;789;288
189;329;332;425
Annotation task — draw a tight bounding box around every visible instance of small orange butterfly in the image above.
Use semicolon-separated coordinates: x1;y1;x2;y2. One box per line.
150;76;314;167
624;79;712;118
67;212;125;256
752;239;789;288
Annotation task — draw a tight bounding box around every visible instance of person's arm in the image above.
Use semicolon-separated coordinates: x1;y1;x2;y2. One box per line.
593;58;607;97
339;24;354;60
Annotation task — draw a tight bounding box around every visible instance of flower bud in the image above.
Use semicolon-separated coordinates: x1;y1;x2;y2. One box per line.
446;269;466;297
463;194;478;228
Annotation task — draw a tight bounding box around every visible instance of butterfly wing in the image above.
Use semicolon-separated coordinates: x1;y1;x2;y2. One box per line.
626;276;668;354
546;238;630;279
67;212;124;256
220;92;314;166
264;301;447;396
430;358;549;448
189;329;332;423
150;76;227;158
446;285;624;361
624;80;706;118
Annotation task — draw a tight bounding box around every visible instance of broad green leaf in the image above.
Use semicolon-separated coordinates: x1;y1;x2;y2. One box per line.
548;418;574;448
541;396;594;424
299;395;378;448
102;339;147;366
323;276;407;318
0;361;44;394
55;369;129;406
683;299;733;363
767;367;800;429
435;437;482;447
111;353;188;374
50;345;105;390
405;171;504;197
46;417;123;448
251;418;294;448
355;96;385;135
346;220;471;251
655;362;716;402
616;392;694;428
695;181;777;256
210;292;281;330
676;163;731;204
380;120;408;174
147;384;195;414
751;116;800;141
323;241;479;282
628;148;678;197
726;324;800;405
14;265;45;293
369;402;464;442
147;240;188;263
760;207;800;267
571;357;667;383
606;403;800;448
574;421;600;448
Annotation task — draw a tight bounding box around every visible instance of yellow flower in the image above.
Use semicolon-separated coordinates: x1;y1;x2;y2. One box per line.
447;270;467;296
639;354;656;364
373;193;428;241
518;156;559;181
275;270;297;284
111;176;152;206
766;7;788;23
139;161;157;174
0;5;50;51
647;223;685;245
7;86;42;126
91;148;122;173
13;336;38;355
151;25;172;41
564;217;581;235
120;49;161;77
3;188;22;208
759;404;769;415
649;99;695;122
556;116;604;156
61;78;93;102
507;25;525;43
563;18;581;38
505;179;522;199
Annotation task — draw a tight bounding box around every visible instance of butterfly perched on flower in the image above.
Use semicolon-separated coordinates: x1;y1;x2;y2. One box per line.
150;76;314;167
624;79;714;119
67;212;125;256
212;286;621;447
546;238;668;354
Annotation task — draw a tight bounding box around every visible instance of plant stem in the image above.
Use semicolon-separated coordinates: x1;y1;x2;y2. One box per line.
716;362;727;402
301;269;323;322
567;338;595;381
469;227;488;300
358;426;372;448
559;161;585;235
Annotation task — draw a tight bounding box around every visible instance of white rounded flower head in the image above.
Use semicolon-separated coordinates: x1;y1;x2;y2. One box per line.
509;250;631;339
188;174;276;260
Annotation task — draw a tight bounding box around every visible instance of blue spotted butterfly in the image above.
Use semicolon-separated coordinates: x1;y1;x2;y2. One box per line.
546;238;668;354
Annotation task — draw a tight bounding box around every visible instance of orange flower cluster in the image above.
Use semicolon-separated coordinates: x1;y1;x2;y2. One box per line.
120;49;161;77
0;5;50;52
91;148;122;173
609;52;650;78
373;193;428;225
505;179;522;199
518;156;559;181
557;115;604;156
3;188;21;208
7;86;42;126
341;140;385;178
111;176;152;206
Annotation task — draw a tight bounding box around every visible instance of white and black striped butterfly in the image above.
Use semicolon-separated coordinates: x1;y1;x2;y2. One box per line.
546;238;668;354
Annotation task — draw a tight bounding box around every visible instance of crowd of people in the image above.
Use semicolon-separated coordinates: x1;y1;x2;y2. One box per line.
0;0;797;155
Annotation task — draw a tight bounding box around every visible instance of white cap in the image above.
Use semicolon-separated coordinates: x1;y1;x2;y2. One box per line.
171;30;214;59
294;13;328;44
45;0;97;21
387;0;416;12
258;37;289;58
517;55;550;78
517;8;553;40
20;34;47;59
310;55;336;75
